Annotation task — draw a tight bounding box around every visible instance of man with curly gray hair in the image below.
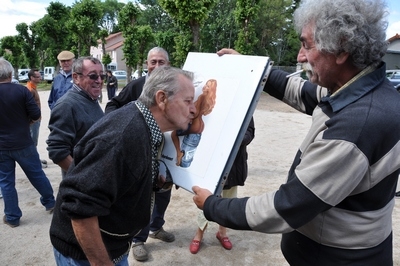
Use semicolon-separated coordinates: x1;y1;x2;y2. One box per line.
193;0;400;265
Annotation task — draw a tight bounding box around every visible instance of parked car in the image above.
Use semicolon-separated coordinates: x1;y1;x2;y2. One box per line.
11;78;19;84
386;69;400;87
44;66;55;83
131;69;148;80
395;83;400;92
112;70;127;80
18;68;30;82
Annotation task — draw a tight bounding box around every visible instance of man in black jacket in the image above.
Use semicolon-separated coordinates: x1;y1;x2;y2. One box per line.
105;47;174;262
50;66;196;265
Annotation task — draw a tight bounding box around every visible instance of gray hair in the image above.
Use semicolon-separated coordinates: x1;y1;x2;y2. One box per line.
138;66;193;107
294;0;388;69
72;56;103;74
0;58;13;81
147;47;169;62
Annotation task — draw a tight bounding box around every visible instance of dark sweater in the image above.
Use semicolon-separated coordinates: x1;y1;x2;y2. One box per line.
47;87;104;164
0;82;40;150
50;102;153;261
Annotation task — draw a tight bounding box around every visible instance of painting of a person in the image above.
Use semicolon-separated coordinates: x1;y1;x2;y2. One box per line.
172;79;217;167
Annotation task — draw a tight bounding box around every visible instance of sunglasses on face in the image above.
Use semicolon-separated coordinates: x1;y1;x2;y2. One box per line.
76;73;106;80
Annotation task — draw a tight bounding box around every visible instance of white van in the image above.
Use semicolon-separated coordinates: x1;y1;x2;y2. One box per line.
44;67;56;83
18;68;30;82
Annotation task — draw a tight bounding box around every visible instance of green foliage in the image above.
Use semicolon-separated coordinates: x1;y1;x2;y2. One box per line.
35;2;73;67
100;0;125;34
233;0;260;54
159;0;216;54
135;25;155;67
67;0;103;56
0;36;24;77
16;22;40;68
102;53;112;67
0;0;301;72
173;31;192;67
118;2;141;72
200;0;238;52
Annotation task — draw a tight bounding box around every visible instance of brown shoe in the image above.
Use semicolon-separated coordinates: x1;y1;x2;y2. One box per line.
3;215;19;228
149;227;175;242
131;242;148;261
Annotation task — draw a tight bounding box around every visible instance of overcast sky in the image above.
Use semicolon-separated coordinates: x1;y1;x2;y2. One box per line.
1;0;399;42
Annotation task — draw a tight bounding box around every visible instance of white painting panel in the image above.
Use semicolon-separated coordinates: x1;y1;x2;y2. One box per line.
160;52;272;194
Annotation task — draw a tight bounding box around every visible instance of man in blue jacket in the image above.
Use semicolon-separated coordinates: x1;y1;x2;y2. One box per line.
48;50;75;110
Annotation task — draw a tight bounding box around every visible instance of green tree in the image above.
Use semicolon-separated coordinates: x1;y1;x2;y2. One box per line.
135;25;155;75
34;2;72;67
200;0;238;52
159;0;216;66
138;0;178;63
67;0;103;56
0;36;24;78
234;0;260;54
102;53;112;70
100;0;125;34
118;2;141;78
252;0;296;64
16;22;40;69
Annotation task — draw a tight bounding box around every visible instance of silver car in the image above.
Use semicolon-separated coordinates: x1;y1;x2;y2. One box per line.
386;69;400;87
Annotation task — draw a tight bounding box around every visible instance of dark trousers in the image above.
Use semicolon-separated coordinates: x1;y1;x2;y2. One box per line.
107;86;116;100
133;189;172;242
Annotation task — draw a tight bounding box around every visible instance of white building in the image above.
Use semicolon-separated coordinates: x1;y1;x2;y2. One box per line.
90;32;126;71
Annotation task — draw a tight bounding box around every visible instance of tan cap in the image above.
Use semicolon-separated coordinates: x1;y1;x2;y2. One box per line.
57;51;75;60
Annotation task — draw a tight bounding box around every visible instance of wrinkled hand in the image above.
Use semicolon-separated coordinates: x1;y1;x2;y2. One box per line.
192;186;213;210
216;48;241;56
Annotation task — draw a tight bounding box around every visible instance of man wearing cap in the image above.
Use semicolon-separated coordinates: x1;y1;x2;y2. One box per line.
48;50;75;110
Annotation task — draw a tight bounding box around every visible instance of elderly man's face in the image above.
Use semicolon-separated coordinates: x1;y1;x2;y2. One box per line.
297;24;338;90
163;74;196;131
147;52;169;75
74;60;104;100
59;59;73;73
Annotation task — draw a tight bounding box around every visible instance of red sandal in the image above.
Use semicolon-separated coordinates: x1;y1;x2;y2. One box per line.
216;232;232;250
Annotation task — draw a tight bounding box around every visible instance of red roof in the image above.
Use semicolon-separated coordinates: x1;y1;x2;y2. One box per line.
106;41;123;51
387;33;400;43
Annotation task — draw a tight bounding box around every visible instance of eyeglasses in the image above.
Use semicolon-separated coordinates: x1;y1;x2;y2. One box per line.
76;73;106;80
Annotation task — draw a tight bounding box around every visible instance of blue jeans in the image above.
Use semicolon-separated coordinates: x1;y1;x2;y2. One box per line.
53;248;129;266
133;189;171;242
30;120;40;147
0;144;55;224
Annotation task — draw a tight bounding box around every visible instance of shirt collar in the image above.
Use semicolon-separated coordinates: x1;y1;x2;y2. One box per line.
27;81;37;89
72;84;98;101
135;101;163;149
321;63;386;112
135;100;164;188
